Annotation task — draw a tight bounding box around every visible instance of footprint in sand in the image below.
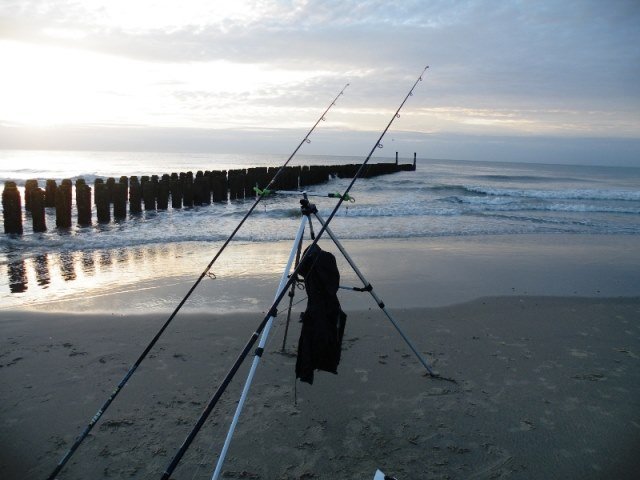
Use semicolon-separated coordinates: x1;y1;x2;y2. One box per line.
616;347;639;359
510;419;535;432
572;373;605;381
4;356;23;367
569;348;590;358
354;368;369;382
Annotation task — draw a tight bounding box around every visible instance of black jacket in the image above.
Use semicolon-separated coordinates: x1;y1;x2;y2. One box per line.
295;244;347;384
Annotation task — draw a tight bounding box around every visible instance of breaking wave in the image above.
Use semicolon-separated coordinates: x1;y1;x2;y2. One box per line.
426;184;640;202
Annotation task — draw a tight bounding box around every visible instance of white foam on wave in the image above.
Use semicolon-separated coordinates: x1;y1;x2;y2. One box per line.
465;185;640;202
445;196;640;214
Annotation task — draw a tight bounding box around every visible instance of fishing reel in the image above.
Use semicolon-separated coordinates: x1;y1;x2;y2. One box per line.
300;198;318;216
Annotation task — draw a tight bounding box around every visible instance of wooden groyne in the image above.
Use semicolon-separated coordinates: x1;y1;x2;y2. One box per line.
3;154;417;234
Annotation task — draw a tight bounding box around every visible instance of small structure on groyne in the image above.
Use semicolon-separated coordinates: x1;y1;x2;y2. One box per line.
3;153;417;234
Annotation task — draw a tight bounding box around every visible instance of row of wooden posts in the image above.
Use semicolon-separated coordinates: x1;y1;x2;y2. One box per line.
3;155;416;234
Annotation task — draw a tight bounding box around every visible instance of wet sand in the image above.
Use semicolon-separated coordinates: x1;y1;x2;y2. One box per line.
3;234;639;314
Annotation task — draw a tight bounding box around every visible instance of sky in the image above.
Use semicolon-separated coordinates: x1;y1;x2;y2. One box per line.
0;0;639;166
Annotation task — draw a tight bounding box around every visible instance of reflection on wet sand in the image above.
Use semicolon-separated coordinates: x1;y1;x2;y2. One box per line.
116;248;129;264
34;254;50;287
82;251;95;276
7;259;27;293
99;250;112;269
3;243;184;295
59;252;76;281
0;242;290;310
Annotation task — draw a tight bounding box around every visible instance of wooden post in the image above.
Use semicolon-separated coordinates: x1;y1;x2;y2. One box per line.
55;180;73;228
395;151;399;165
45;179;57;207
413;152;417;170
170;173;182;208
129;176;142;214
75;178;86;211
157;174;170;210
182;172;194;207
31;187;47;232
142;176;156;210
211;171;227;202
271;166;298;190
292;166;302;190
93;179;104;205
202;171;212;204
113;181;127;219
106;177;116;203
2;181;23;234
95;182;110;223
194;171;204;206
302;165;326;186
24;179;39;212
151;175;159;203
228;169;245;200
245;168;258;194
247;167;269;191
300;165;309;186
268;166;280;189
76;180;92;226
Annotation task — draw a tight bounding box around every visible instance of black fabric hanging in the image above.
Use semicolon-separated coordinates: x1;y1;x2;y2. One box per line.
295;244;347;384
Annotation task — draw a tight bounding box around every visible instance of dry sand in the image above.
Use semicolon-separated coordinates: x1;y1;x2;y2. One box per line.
1;296;639;479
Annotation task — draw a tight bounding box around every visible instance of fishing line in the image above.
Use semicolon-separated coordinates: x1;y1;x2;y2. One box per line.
44;83;349;480
159;66;429;480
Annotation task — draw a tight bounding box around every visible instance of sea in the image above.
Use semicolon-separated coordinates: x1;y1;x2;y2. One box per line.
1;150;639;310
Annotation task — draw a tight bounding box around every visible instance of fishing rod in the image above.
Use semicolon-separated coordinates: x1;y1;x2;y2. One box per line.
44;83;349;480
159;66;429;480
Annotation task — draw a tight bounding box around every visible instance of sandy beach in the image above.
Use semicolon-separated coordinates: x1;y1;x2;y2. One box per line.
1;234;639;479
2;1;639;477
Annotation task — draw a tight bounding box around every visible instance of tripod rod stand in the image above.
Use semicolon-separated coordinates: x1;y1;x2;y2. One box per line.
209;199;441;478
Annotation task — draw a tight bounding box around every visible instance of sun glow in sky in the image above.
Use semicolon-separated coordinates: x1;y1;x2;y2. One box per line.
1;0;639;164
0;40;328;129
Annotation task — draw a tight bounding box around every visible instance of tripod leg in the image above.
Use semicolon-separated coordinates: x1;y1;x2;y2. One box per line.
211;216;308;480
313;212;436;376
281;226;305;352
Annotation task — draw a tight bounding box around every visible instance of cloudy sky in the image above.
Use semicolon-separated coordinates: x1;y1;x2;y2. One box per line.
1;0;639;165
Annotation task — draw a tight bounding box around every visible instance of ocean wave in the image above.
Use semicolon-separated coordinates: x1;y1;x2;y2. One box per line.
441;196;640;214
476;212;639;234
471;174;588;183
464;186;640;201
428;184;640;202
0;172;110;185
